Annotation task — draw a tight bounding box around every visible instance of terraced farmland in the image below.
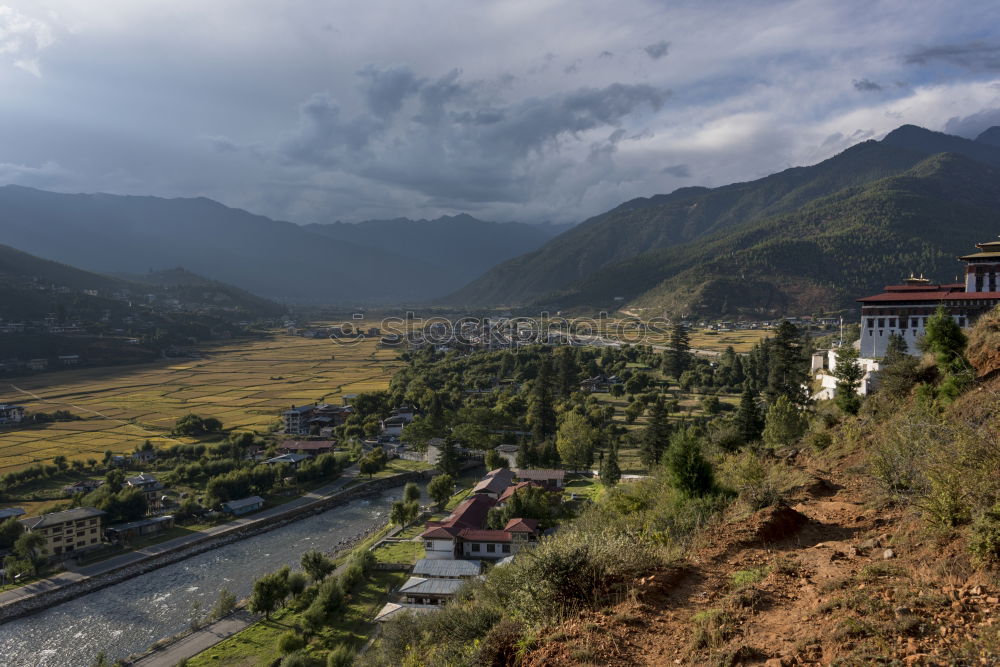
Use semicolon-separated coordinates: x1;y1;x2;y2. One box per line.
0;333;403;472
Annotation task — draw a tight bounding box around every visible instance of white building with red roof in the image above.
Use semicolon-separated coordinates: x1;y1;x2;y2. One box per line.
857;239;1000;359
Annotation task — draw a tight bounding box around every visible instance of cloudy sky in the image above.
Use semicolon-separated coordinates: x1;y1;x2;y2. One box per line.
2;1;1000;225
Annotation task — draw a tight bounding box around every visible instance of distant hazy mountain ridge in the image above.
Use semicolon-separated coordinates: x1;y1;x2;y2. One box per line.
0;189;558;304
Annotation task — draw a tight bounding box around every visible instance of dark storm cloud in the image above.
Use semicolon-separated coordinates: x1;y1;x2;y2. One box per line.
943;107;1000;137
904;42;1000;70
661;164;690;177
644;41;670;60
356;65;423;117
275;68;667;205
852;78;882;92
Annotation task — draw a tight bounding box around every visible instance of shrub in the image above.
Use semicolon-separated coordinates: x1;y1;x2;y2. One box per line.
277;631;306;654
805;430;832;452
326;645;355;667
729;567;767;589
969;504;1000;566
690;609;733;650
718;451;781;511
476;619;523;667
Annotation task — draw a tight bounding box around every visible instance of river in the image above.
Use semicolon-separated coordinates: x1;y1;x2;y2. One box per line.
0;485;413;667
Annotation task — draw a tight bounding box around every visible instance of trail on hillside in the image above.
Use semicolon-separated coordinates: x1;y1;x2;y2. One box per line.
522;452;998;666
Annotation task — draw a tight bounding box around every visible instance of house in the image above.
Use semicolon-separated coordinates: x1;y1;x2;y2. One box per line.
20;507;106;558
380;415;408;437
397;576;466;605
812;348;883;400
58;355;80;366
420;494;496;560
0;404;26;425
514;468;566;488
459;519;539;560
494;444;519;469
131;449;157;465
126;473;163;508
26;358;48;371
105;515;175;544
0;507;26;521
281;405;316;435
278;440;335;456
221;495;265;515
63;479;104;496
496;481;549;506
411;558;482;579
109;455;128;468
471;468;516;499
265;452;312;469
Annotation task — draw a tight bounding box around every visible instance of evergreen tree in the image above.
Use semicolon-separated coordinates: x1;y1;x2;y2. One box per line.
923;306;967;370
664;429;714;496
600;442;621;487
765;321;809;405
833;346;863;414
528;357;557;442
662;323;691;379
436;439;461;478
734;383;763;446
556;347;579;397
639;397;672;467
762;395;807;449
884;332;909;362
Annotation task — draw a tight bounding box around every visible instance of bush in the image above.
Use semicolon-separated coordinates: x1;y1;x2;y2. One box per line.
475;619;523;667
805;430;832;452
718;451;782;511
277;631;306;654
326;645;355;667
969;504;1000;566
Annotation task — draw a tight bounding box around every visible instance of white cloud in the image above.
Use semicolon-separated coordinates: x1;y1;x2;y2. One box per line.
0;5;54;76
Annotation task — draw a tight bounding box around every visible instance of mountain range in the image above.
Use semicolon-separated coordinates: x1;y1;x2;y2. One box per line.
446;125;1000;317
0;189;560;304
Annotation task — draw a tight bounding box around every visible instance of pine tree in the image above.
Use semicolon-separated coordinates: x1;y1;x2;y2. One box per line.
762;395;807;449
734;383;763;445
436;439;461;478
662;323;691;379
639;397;672;467
833;346;863;414
765;320;809;405
557;347;579;397
600;442;621;487
664;429;714;496
528;356;557;442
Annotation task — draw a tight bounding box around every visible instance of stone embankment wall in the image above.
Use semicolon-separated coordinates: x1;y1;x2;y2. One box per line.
0;470;434;624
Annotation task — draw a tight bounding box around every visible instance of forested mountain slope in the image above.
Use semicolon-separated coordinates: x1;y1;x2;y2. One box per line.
447;125;1000;314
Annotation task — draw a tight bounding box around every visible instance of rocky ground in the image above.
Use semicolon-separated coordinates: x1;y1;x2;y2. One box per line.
521;447;999;666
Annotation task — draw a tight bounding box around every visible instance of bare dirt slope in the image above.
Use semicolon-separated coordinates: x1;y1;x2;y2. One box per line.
521;450;999;666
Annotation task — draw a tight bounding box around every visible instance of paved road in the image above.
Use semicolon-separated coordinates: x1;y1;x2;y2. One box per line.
0;464;362;609
131;609;261;667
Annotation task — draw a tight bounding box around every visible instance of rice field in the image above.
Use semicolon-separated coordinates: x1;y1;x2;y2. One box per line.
0;331;403;473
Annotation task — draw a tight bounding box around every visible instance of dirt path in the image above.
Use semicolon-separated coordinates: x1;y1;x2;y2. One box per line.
522;455;999;666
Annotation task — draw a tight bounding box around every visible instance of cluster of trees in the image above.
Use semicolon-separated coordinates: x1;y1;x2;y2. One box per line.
172;413;224;437
389;482;422;527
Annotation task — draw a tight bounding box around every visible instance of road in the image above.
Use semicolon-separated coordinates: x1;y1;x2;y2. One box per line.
0;464;362;609
131;609;261;667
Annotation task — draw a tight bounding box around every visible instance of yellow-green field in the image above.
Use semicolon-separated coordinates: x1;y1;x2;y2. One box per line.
0;332;403;473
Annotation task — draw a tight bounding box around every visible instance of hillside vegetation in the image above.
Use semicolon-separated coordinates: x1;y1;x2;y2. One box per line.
447;124;1000;316
356;310;1000;666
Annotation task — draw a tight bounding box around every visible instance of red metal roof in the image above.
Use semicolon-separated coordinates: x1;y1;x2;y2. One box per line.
504;518;539;533
859;290;1000;303
458;529;513;542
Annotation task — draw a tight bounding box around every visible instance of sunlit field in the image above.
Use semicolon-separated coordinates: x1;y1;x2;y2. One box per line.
0;332;403;473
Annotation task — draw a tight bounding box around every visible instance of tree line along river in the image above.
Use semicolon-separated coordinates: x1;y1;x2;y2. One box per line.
0;485;414;667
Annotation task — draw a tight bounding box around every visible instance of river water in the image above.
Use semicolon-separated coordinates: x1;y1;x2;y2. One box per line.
0;485;412;667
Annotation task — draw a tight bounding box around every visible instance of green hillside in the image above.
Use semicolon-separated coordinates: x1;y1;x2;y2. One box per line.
445;124;1000;316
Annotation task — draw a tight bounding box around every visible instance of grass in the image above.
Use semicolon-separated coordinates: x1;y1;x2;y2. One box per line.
563;476;604;502
187;570;408;666
372;539;425;564
0;331;403;475
729;567;768;589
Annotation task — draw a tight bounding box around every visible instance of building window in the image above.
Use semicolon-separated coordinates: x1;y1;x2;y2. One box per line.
502;544;511;553
472;543;480;552
867;318;874;328
487;544;496;553
425;541;433;549
878;318;885;328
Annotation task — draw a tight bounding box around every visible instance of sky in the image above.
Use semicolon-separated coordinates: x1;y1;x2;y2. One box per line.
2;0;1000;226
